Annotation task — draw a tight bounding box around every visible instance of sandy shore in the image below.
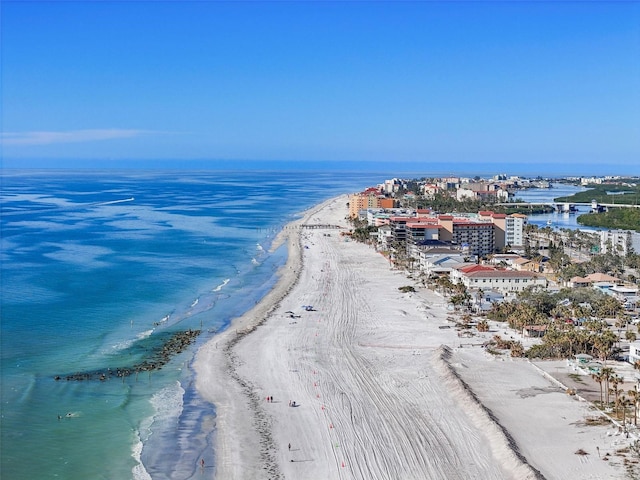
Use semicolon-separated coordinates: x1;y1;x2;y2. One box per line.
195;195;635;479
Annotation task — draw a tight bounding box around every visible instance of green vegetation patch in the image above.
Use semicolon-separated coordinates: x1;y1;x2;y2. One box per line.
554;184;639;204
578;208;640;232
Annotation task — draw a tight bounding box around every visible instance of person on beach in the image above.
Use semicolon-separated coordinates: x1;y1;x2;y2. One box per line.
288;443;291;451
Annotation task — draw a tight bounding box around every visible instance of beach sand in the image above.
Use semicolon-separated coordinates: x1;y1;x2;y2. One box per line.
195;195;635;479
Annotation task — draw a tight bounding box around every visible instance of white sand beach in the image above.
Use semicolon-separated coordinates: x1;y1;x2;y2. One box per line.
195;195;636;479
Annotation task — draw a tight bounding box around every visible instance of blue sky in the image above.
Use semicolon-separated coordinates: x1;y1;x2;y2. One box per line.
1;1;639;174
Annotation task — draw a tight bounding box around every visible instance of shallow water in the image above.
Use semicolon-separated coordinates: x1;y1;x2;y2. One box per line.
0;170;384;479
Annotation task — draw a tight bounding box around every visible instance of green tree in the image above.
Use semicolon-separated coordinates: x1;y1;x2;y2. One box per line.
601;367;615;405
610;375;623;414
629;388;640;426
592;371;605;405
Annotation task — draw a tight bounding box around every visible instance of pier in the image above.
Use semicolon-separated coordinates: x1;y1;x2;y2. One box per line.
300;224;344;229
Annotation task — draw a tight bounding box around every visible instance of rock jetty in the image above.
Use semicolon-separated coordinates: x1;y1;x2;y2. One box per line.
54;329;201;382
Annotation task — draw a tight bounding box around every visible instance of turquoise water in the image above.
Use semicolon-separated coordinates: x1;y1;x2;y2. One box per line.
0;170;384;479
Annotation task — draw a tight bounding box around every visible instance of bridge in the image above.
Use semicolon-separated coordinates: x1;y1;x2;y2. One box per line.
495;201;640;212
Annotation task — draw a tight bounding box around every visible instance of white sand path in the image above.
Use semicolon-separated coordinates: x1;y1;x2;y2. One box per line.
195;195;633;480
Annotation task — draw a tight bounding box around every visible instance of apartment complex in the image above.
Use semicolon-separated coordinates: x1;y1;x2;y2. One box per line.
369;209;525;257
479;211;526;250
599;229;632;255
348;189;396;219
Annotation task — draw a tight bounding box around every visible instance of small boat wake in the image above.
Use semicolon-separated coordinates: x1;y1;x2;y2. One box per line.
95;197;135;206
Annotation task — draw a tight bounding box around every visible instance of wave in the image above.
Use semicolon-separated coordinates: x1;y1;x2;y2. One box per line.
212;278;230;292
110;338;136;352
251;257;259;265
131;430;152;480
108;329;154;354
150;380;185;424
256;243;264;251
137;329;154;340
152;313;171;331
190;298;199;308
136;381;186;476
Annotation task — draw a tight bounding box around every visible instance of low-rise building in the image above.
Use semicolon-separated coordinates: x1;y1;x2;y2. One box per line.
566;272;622;288
422;255;470;276
610;285;639;309
628;342;640;366
451;265;547;293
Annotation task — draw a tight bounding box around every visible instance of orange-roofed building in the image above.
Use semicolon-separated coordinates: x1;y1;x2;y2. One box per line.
349;188;386;218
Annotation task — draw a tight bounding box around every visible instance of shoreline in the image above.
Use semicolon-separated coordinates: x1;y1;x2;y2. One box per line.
194;194;634;480
194;196;338;478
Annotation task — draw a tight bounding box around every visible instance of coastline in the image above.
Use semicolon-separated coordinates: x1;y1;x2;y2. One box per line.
194;194;633;480
194;196;335;478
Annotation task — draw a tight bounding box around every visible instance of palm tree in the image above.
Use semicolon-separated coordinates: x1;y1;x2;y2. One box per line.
619;394;630;426
477;319;490;332
510;342;524;357
601;367;615;405
628;388;639;426
474;288;484;312
435;276;454;296
592;371;605;405
610;375;623;414
598;296;623;324
593;330;618;362
407;256;417;273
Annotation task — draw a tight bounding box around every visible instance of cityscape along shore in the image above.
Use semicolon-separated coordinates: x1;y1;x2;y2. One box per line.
195;173;640;479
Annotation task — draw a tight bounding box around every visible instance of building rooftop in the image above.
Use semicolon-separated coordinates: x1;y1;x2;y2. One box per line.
465;270;541;279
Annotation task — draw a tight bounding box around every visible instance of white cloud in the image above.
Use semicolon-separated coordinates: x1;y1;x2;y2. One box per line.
0;129;151;146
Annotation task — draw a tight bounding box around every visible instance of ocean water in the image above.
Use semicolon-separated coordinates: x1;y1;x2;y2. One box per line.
0;170;384;480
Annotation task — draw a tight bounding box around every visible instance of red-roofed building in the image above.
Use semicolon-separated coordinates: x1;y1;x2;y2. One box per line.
451;265;547;293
